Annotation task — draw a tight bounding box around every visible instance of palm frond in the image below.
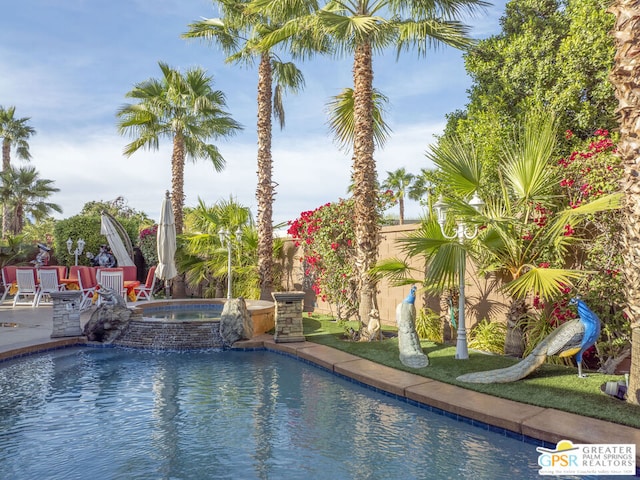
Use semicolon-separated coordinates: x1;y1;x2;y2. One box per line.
504;267;586;301
370;257;422;286
396;19;475;56
425;135;481;197
326;87;391;151
501;111;559;202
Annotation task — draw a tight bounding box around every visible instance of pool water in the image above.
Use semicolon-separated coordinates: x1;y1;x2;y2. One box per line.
142;305;223;322
144;309;222;321
0;348;621;480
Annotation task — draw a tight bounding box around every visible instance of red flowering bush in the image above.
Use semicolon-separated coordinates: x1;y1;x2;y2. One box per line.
139;224;158;267
557;129;619;208
288;194;393;320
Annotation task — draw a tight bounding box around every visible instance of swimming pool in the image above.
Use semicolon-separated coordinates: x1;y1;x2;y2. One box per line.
0;348;618;479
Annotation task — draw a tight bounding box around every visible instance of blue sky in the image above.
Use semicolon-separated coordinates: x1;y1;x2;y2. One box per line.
1;0;508;230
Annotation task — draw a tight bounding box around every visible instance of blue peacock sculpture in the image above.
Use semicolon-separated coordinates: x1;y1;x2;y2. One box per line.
457;297;601;383
404;285;417;305
396;285;428;368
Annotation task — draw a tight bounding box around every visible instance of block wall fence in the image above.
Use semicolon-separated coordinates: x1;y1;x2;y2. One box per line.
277;223;510;329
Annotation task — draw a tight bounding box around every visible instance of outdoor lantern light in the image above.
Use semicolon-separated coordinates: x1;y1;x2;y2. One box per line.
66;237;85;266
433;192;484;360
468;192;484;212
433;195;449;225
219;227;243;299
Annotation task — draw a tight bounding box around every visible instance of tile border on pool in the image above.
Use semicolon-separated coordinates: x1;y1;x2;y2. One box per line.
0;337;86;363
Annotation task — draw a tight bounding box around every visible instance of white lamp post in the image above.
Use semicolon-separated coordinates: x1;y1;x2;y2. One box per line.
218;227;243;299
433;193;484;360
66;237;86;266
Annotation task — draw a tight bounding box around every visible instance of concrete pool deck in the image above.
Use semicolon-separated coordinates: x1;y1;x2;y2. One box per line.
1;303;639;467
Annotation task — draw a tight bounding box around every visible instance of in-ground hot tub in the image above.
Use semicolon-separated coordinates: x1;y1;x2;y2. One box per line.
114;299;275;350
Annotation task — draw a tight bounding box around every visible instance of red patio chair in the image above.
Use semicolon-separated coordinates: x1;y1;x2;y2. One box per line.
134;265;157;301
0;266;18;305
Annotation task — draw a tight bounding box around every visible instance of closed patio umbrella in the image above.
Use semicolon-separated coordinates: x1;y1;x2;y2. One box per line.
156;191;178;288
100;213;135;267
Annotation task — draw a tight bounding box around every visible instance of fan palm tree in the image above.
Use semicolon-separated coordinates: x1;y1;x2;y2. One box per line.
254;0;488;325
434;113;620;357
0;166;61;236
183;3;311;301
117;62;242;235
116;62;242;297
381;168;414;224
0;106;36;239
408;167;440;209
607;1;640;405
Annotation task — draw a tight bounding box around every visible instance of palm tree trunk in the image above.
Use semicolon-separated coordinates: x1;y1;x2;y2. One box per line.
12;203;23;236
2;139;10;239
352;42;379;327
171;133;187;298
1;139;9;172
256;53;275;301
608;0;640;405
399;195;405;225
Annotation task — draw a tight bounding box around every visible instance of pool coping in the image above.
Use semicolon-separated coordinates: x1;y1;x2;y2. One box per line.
1;333;639;472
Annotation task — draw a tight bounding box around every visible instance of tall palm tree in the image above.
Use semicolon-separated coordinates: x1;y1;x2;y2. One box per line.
0;166;61;236
116;61;242;297
0;106;36;239
607;1;640;405
255;0;488;325
184;4;310;301
408;167;440;209
381;168;414;224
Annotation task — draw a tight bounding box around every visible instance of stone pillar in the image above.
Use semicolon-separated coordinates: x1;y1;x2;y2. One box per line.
50;291;83;338
271;291;305;343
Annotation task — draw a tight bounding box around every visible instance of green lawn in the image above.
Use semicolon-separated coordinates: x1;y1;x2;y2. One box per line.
302;315;640;429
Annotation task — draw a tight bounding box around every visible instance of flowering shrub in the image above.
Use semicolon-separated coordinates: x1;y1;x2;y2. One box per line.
288;200;358;320
288;193;393;320
139;224;158;267
557;129;619;209
529;129;628;369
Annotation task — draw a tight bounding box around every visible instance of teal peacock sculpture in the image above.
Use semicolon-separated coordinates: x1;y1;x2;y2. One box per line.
457;298;601;384
396;285;428;368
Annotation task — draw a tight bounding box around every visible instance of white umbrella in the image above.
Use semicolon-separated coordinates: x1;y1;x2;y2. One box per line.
156;191;178;282
100;213;135;266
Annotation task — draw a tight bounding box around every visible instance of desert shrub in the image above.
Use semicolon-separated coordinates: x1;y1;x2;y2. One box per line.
415;307;443;343
468;319;506;355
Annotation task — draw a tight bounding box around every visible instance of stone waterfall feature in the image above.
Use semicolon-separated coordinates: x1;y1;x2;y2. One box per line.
219;298;253;347
83;287;139;343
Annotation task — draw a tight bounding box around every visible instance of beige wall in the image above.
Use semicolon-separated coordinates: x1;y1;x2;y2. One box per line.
277;223;509;330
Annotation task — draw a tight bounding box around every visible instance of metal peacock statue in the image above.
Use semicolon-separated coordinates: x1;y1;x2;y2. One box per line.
457;297;601;383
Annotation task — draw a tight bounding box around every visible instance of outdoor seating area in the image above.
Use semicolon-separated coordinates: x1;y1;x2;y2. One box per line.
0;264;155;309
